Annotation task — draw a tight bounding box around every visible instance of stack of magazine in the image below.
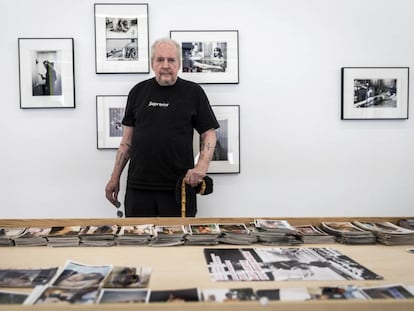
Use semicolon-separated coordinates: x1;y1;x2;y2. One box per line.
0;227;26;246
320;222;376;244
115;225;154;246
252;219;302;245
185;224;221;245
217;223;258;245
13;227;52;247
352;221;414;245
294;224;336;244
78;225;119;247
46;226;81;247
149;225;188;246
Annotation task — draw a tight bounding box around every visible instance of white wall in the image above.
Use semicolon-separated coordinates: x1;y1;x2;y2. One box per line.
2;0;413;219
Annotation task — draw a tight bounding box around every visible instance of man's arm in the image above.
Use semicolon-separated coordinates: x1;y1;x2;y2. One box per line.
105;126;133;206
185;128;217;187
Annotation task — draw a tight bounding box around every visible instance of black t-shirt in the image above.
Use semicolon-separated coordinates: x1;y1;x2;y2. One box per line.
122;77;219;190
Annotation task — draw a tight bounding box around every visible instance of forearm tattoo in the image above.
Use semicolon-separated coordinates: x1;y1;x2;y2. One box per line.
116;143;130;167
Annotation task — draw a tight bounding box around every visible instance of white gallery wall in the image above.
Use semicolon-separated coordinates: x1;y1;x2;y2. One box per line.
1;0;414;218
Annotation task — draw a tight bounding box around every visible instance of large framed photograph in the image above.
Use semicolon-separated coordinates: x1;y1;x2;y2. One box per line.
341;67;409;120
94;3;149;74
96;95;127;149
170;30;239;84
18;38;75;109
194;105;240;173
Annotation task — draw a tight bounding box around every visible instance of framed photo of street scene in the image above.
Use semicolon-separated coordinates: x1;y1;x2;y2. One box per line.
94;3;149;74
170;30;239;84
194;105;240;173
341;67;409;120
18;38;75;109
96;95;127;149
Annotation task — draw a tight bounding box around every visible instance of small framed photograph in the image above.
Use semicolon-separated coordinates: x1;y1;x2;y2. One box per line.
96;95;127;149
18;38;75;109
194;105;240;173
341;67;409;120
94;3;149;74
170;30;239;84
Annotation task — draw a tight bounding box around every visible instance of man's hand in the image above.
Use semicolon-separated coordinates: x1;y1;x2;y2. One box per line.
105;179;120;206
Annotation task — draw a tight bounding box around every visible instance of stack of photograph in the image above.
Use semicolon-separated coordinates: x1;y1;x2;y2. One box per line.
252;219;302;245
0;227;26;246
398;219;414;230
321;222;376;244
78;225;119;247
185;223;221;245
115;224;154;246
149;225;188;246
13;227;52;247
217;223;258;245
294;224;336;244
46;226;81;247
352;221;414;245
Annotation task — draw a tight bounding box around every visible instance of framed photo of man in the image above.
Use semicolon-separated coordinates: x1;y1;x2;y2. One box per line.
194;105;240;173
18;38;75;109
170;30;239;84
94;3;149;74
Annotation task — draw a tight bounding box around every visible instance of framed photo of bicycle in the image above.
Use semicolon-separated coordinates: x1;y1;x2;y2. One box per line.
194;105;240;173
96;95;127;149
18;38;75;109
341;67;409;120
170;30;239;84
94;3;149;74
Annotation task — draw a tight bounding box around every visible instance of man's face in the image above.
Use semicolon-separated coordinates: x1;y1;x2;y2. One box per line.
152;42;180;86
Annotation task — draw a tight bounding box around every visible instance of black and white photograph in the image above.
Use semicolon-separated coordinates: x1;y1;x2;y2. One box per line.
0;290;29;304
170;30;239;84
0;268;58;288
18;38;75;108
96;95;127;149
97;288;149;304
341;67;409;119
194;105;240;173
203;247;383;281
95;3;149;73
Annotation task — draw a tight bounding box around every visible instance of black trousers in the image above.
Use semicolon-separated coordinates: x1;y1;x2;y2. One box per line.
124;188;197;217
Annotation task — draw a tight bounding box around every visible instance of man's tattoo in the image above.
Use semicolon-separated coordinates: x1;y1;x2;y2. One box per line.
201;142;213;151
116;151;129;167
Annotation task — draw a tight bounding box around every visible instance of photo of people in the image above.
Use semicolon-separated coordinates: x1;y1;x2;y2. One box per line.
105;17;138;61
51;261;112;289
353;79;397;108
31;51;62;96
182;41;227;73
109;107;124;137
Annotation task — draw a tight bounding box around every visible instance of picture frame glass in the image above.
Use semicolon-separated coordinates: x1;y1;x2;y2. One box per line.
341;67;409;120
18;38;75;109
96;95;127;149
94;3;149;74
170;30;239;84
194;105;240;173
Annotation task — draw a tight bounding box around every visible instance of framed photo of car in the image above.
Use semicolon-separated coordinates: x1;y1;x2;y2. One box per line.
170;30;239;84
18;38;75;109
96;95;127;149
94;3;149;74
341;67;409;120
194;105;240;173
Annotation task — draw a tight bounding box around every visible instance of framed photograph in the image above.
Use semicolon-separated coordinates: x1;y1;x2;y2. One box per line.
341;67;409;120
94;3;149;74
194;105;240;173
96;95;127;149
18;38;75;109
170;30;239;84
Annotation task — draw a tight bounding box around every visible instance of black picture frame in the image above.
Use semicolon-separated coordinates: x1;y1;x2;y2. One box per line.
18;38;75;109
194;105;240;173
94;3;149;74
341;67;409;120
170;30;239;84
96;95;127;149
